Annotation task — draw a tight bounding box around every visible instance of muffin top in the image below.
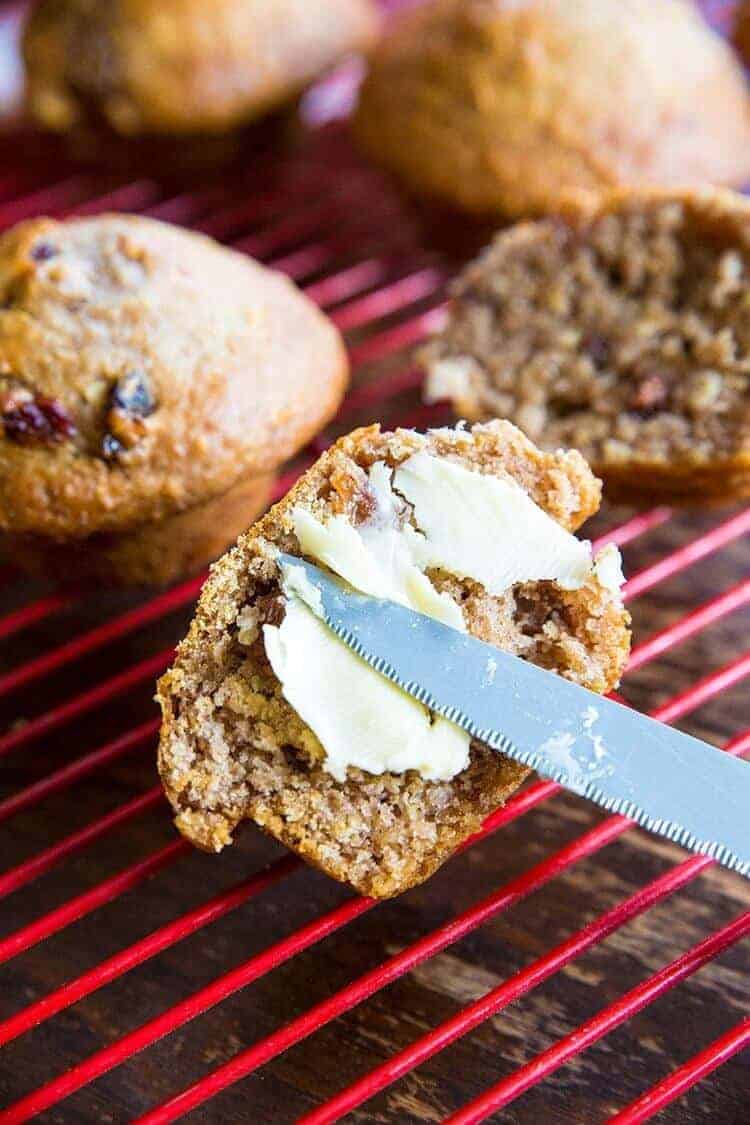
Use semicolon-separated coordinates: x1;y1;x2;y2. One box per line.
24;0;380;136
0;214;348;538
355;0;750;218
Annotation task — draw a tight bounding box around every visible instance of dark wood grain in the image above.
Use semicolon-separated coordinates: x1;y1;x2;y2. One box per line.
0;13;749;1124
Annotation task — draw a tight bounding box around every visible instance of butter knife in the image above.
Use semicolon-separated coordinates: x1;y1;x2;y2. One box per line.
279;554;750;878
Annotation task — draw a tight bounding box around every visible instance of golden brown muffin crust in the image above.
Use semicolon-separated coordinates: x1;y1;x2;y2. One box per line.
24;0;380;136
0;214;348;540
422;188;750;502
157;422;630;898
733;0;750;67
0;471;274;587
355;0;750;218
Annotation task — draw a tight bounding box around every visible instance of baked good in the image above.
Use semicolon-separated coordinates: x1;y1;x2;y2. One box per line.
157;421;630;898
734;1;750;67
354;0;750;219
1;472;275;588
24;0;380;136
0;214;348;584
421;189;750;503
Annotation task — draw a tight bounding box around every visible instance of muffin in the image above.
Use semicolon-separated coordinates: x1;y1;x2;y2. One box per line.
24;0;380;136
157;421;630;898
421;189;750;503
354;0;750;219
0;214;348;585
734;1;750;68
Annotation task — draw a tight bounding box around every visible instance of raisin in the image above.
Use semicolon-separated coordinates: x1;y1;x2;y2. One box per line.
256;593;286;627
582;333;611;367
101;371;156;459
110;371;155;417
3;397;75;445
30;242;58;263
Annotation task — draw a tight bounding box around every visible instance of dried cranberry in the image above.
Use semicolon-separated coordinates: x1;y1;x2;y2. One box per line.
582;333;611;367
110;371;155;417
30;242;58;263
2;397;75;445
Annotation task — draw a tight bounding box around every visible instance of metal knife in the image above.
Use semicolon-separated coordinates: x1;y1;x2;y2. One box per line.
278;554;750;878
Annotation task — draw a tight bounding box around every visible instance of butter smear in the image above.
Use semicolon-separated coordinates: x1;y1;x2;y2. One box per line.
262;451;623;783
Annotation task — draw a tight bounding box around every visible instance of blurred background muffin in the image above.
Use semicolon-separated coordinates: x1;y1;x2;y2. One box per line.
355;0;750;219
23;0;380;137
733;0;750;65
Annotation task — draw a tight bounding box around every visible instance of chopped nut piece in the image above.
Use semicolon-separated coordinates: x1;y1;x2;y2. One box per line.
101;371;156;458
686;371;723;412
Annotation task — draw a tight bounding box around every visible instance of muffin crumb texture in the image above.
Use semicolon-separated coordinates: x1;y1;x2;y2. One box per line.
422;191;750;501
158;422;630;898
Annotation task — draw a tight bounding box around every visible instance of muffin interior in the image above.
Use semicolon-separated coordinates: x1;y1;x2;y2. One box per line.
423;199;750;472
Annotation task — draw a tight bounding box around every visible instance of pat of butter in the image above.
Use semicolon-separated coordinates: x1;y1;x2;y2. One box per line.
393;452;595;593
263;450;623;783
263;566;470;783
292;461;465;631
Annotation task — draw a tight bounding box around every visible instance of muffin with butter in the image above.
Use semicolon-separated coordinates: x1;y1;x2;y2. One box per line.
0;213;348;585
157;421;630;898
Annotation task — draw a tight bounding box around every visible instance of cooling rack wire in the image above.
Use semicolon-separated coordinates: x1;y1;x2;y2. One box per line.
0;0;748;1121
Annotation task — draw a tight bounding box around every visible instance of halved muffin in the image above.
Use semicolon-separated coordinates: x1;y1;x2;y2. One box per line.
158;422;630;898
422;190;750;502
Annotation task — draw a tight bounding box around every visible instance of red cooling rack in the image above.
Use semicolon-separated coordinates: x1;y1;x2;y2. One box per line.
0;1;748;1122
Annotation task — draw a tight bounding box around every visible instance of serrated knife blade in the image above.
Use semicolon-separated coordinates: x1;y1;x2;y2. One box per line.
278;554;750;879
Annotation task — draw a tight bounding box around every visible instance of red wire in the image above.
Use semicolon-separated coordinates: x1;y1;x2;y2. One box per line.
127;731;750;1125
0;718;158;824
0;840;187;967
445;913;750;1125
608;1017;750;1124
0;786;164;899
0;855;302;1050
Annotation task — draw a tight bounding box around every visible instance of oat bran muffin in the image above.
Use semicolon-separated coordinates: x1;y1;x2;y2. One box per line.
733;1;750;68
422;189;750;503
24;0;380;136
158;422;630;899
0;214;348;585
354;0;750;220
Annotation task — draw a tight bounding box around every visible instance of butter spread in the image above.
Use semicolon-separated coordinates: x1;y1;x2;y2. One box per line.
262;450;624;783
263;565;471;782
393;452;594;593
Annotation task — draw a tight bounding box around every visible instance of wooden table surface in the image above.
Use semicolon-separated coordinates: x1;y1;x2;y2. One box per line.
0;5;749;1122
